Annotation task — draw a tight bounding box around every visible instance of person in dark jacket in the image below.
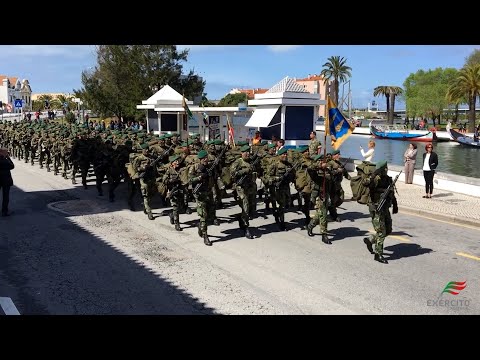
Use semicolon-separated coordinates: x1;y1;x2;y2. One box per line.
422;144;438;198
0;148;15;216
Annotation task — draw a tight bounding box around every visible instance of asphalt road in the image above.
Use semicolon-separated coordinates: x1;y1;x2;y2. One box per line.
0;159;478;315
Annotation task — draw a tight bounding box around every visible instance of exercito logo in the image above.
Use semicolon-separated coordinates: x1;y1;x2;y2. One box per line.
440;281;467;296
427;280;470;308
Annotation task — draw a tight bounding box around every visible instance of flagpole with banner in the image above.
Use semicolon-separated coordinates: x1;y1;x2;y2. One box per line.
322;94;329;206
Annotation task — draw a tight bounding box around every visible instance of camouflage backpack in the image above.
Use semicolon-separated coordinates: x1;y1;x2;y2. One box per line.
350;161;376;204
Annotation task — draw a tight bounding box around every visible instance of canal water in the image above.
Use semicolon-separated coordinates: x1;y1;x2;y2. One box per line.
323;134;480;178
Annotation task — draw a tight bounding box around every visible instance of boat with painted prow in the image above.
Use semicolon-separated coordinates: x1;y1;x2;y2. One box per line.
369;122;433;142
448;128;480;148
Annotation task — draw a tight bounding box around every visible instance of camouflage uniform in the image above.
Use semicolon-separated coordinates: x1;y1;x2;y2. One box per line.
362;161;398;263
163;155;185;231
133;145;157;220
230;146;256;238
306;154;333;244
261;144;277;211
309;138;321;157
295;147;313;228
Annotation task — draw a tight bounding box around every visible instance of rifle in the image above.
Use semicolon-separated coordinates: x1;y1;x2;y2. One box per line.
166;184;180;199
207;145;228;175
275;160;301;188
236;154;264;186
376;170;402;212
138;144;174;179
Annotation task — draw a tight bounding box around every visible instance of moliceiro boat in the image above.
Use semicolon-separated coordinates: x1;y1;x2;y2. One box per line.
448;128;480;148
369;122;433;142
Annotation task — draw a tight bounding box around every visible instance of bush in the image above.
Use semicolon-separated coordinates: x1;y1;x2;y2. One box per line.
65;111;76;123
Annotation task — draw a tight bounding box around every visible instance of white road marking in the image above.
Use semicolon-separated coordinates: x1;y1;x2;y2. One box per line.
0;297;21;315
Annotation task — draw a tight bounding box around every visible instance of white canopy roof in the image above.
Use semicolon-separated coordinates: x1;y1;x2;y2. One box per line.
245;105;280;128
142;85;187;105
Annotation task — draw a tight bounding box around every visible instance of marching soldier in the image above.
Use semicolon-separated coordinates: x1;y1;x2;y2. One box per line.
362;161;398;264
267;147;296;231
295;146;313;229
230;145;256;239
133;143;157;220
163;155;185;231
306;154;333;244
328;149;351;222
261;143;277;211
190;149;219;246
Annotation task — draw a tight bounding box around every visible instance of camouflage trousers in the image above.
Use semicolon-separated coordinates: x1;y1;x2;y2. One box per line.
273;184;290;222
235;184;256;227
140;177;157;213
309;194;330;234
367;205;392;255
195;192;216;234
169;189;186;223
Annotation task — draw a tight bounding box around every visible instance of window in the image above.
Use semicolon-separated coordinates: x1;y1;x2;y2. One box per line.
147;109;159;132
260;107;281;141
285;106;314;140
160;113;177;132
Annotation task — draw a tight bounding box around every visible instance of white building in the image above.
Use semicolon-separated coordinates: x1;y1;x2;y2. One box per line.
0;75;33;113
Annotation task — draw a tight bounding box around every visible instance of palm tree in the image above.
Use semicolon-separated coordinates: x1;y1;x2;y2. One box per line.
446;87;467;125
56;94;76;112
37;94;54;109
373;86;390;122
389;86;404;124
320;56;352;105
447;64;480;132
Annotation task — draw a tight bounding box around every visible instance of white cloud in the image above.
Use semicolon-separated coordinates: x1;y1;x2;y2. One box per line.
267;45;302;53
0;45;94;58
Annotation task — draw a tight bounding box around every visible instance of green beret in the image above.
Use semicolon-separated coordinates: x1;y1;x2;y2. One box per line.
158;135;166;140
140;142;149;150
190;133;200;138
314;154;324;161
180;141;188;147
237;141;249;146
267;143;276;149
331;149;340;156
169;155;180;163
376;160;388;170
214;139;224;145
277;147;288;155
163;133;172;138
260;140;268;146
206;140;214;145
198;149;208;159
297;146;309;153
240;145;250;153
137;133;145;138
172;133;180;137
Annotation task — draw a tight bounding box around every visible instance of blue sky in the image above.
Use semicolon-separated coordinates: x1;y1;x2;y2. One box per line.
1;45;478;109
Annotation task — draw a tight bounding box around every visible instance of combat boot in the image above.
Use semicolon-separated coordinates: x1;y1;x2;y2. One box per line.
198;222;203;237
169;212;175;225
147;211;154;220
39;164;43;169
203;233;212;246
265;200;270;210
54;170;58;176
322;234;332;245
109;194;115;203
71;178;77;184
185;207;192;214
238;218;246;230
128;200;135;211
363;238;374;254
46;165;51;172
83;182;88;190
213;218;220;226
245;228;253;239
307;223;314;237
175;222;182;231
374;253;388;264
302;216;311;230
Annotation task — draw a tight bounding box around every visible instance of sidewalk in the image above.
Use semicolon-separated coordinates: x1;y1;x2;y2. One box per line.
342;173;480;228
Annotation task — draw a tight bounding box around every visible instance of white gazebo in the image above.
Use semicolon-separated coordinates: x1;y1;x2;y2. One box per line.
246;76;325;147
137;85;255;141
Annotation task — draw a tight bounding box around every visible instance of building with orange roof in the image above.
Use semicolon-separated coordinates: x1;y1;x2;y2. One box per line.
0;75;33;113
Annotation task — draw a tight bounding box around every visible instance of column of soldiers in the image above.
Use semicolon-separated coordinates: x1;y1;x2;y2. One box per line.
0;120;397;263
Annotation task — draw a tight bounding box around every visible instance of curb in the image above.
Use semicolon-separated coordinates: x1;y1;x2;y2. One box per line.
398;205;480;229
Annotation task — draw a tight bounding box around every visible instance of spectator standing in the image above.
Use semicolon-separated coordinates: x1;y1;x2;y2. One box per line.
422;144;438;199
403;143;417;184
360;140;375;162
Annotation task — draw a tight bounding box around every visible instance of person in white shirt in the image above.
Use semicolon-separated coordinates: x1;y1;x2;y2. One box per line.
360;140;375;162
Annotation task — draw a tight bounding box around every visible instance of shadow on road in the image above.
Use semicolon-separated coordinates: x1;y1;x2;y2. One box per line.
383;243;433;261
0;185;217;315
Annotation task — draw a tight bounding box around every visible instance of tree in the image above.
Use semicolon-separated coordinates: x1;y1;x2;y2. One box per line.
404;68;458;126
373;86;391;123
388;86;403;124
447;64;480;132
217;93;248;107
465;49;480;67
37;94;54;110
55;94;76;112
320;56;352;105
75;45;205;122
201;93;216;107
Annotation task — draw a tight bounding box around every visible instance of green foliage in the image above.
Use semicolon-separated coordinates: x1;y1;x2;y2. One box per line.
65;111;76;124
74;45;205;123
320;56;352;105
201;93;216;107
465;49;480;67
403;68;458;122
217;92;248;107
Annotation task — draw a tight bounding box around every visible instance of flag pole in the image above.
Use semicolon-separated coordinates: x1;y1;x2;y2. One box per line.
322;94;328;206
